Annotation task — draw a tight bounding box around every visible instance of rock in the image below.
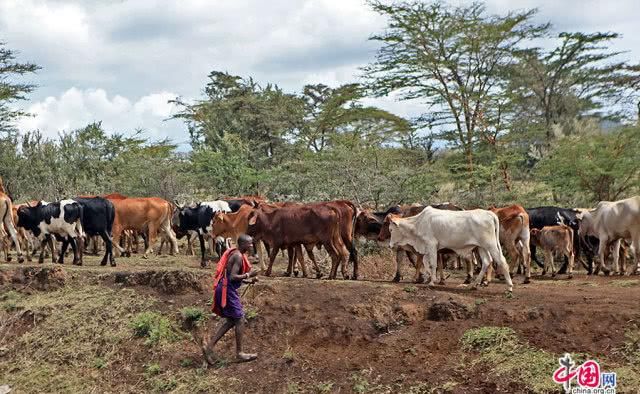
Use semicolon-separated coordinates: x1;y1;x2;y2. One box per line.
0;385;11;394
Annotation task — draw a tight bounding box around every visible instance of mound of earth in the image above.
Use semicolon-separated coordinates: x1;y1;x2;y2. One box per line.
114;269;204;294
0;265;67;291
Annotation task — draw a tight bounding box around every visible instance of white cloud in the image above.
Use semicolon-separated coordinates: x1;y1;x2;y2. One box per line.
17;88;184;146
1;0;639;148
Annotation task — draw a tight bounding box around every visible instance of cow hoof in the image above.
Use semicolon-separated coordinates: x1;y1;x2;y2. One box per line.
343;274;350;280
523;278;531;284
470;285;479;291
438;279;445;286
480;280;489;287
551;273;556;278
6;256;12;262
293;271;299;277
567;275;573;280
283;272;291;277
315;273;323;279
100;261;107;266
618;272;625;276
604;271;611;277
392;274;401;283
18;256;24;264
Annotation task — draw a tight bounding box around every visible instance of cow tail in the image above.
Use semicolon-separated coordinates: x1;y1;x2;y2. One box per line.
348;202;358;263
1;198;9;227
77;204;85;238
493;214;504;259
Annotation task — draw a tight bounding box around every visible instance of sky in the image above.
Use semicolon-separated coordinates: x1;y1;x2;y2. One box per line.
2;0;639;150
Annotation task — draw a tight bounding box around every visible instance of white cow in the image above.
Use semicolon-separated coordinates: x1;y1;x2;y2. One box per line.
385;206;513;292
577;196;640;275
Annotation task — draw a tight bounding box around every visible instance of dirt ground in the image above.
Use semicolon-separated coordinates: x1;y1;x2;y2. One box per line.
1;246;640;393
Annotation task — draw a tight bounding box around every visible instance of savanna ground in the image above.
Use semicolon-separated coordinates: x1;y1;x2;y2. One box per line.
1;243;640;394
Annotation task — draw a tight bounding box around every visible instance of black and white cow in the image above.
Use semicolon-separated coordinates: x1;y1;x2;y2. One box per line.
72;197;116;266
174;201;231;267
526;206;597;274
17;200;85;265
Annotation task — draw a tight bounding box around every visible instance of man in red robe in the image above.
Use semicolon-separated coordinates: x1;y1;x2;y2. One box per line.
202;234;259;364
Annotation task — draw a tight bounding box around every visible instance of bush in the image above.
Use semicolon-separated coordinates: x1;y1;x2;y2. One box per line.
180;307;208;330
130;312;178;346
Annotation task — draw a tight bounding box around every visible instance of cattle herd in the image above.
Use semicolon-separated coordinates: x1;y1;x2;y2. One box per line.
0;177;639;292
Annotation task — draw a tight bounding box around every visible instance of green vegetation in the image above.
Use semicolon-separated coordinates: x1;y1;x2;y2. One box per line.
461;327;557;393
130;311;180;346
0;286;154;392
2;1;639;207
180;306;208;330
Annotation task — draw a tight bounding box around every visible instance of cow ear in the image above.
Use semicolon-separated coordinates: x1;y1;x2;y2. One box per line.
248;212;257;226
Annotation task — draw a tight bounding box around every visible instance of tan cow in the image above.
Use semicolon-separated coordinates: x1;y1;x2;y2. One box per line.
0;178;24;263
210;204;267;270
530;224;575;278
107;196;178;258
578;196;640;275
489;205;532;283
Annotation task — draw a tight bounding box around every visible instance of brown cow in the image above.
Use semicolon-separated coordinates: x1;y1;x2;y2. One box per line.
247;203;349;279
489;205;532;283
0;178;24;263
530;224;575;278
107;196;178;258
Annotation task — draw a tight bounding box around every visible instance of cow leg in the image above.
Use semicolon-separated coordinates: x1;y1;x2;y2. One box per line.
185;233;194;256
597;238;612;276
3;216;23;264
424;248;438;286
464;256;473;284
393;249;403;282
414;254;425;283
197;233;207;268
611;239;622;275
567;248;575;279
285;246;294;277
632;239;640;275
347;240;358;280
38;236;50;264
58;238;70;264
304;244;322;278
256;240;267;271
265;245;279;277
69;237;81;265
436;253;445;285
545;250;556;277
294;245;308;278
529;243;544;269
521;237;532;284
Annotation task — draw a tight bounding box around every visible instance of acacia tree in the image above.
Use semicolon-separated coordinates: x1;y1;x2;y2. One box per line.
364;1;547;178
0;42;40;133
299;83;410;152
509;32;640;141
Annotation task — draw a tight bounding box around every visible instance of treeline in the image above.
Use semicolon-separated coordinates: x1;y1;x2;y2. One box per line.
1;1;639;208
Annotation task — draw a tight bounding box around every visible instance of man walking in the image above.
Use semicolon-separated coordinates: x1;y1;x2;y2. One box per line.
202;234;259;364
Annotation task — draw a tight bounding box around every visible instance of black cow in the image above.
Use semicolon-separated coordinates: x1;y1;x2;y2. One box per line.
17;200;84;265
73;197;116;266
526;206;597;274
175;203;223;268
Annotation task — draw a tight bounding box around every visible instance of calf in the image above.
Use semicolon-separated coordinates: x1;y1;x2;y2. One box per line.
17;200;84;265
530;224;575;278
526;206;594;274
211;204;268;270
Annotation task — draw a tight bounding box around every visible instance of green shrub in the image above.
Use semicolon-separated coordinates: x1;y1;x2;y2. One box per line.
130;312;178;346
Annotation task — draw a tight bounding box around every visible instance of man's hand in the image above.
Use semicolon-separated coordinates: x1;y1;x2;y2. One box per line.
249;269;259;278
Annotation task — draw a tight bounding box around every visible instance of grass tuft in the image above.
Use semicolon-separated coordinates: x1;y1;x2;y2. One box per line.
461;326;557;393
131;311;179;346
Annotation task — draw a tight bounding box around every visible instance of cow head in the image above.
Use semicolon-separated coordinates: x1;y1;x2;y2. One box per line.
16;203;42;235
378;213;401;242
211;211;228;236
354;210;383;240
576;210;594;239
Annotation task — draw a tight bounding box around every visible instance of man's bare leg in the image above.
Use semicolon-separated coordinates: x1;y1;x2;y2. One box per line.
235;318;257;362
202;318;235;364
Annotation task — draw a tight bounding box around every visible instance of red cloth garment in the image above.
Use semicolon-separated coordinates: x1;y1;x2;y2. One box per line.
212;248;252;316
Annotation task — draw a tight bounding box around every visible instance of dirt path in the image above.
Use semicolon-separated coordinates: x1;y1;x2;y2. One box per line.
1;255;640;393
